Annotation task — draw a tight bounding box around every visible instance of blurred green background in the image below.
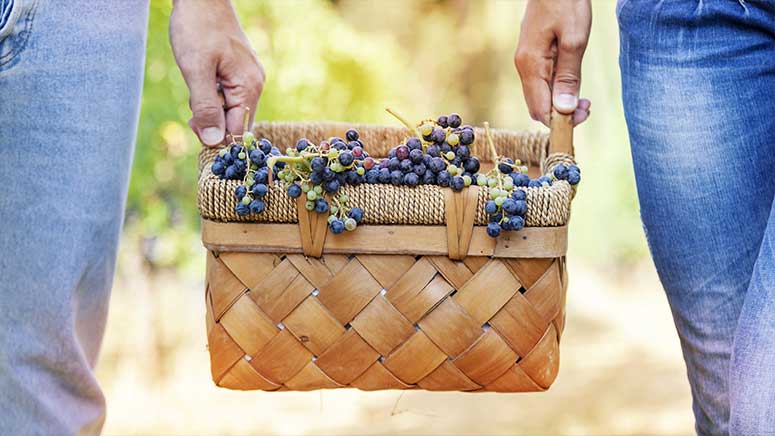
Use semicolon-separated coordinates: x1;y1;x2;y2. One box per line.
101;1;691;435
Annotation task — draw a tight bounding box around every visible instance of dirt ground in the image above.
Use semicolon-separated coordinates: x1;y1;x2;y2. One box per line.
98;250;694;435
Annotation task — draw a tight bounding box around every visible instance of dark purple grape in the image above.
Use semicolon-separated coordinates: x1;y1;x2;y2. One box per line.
339;151;354;166
296;138;310;152
406;137;422;150
426;145;440;157
430;128;446;144
448;113;462;128
409;148;424;164
399;159;413;173
437;170;451;187
396;145;410;160
413;163;427;176
422;171;436;185
378;168;391;183
345;128;359;141
437;115;448;128
459;129;474;146
404;172;419;186
429;157;446;173
463;157;480;174
388;157;400;171
311;157;326;172
390;170;403;185
388;147;397;159
324;179;340;193
455;145;471;160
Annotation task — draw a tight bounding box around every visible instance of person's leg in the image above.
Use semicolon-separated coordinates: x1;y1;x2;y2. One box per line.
730;202;775;435
0;1;148;434
618;0;775;434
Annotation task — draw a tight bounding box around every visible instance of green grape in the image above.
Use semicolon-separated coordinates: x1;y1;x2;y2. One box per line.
284;173;294;183
238;152;246;160
494;196;505;207
250;164;258;170
219;148;228;157
447;133;459;146
328;149;340;159
241;196;251;205
514;159;522;166
327;215;337;224
356;167;365;176
330;205;339;215
245;178;255;187
285;147;294;155
301;182;311;193
330;162;343;173
462;175;472;186
445;151;455;161
314;185;323;195
447;165;458;175
477;174;487;186
487;178;498;188
520;165;528;173
243;131;255;144
420;123;433;136
339;194;349;203
305;200;315;211
503;177;514;190
307;190;318;201
344;218;357;231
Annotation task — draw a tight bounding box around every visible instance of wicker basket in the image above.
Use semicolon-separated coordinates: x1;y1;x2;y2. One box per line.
199;113;576;392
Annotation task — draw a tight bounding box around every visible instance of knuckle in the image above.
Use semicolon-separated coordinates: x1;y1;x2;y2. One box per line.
189;101;222;119
514;48;530;70
559;36;587;53
554;73;580;87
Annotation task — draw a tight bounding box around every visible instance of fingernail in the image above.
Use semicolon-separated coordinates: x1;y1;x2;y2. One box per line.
553;93;578;112
201;127;224;146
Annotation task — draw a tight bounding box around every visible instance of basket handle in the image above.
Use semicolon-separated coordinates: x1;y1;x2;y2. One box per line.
549;108;574;157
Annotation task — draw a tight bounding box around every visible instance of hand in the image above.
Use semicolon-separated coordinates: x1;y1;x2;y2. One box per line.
514;0;592;127
170;0;265;147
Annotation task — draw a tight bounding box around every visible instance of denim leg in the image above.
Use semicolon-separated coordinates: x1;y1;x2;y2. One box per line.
618;1;775;434
0;1;148;434
731;204;775;435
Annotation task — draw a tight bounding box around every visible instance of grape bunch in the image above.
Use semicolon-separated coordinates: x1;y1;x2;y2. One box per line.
210;131;285;216
371;111;480;191
552;163;582;185
268;128;369;234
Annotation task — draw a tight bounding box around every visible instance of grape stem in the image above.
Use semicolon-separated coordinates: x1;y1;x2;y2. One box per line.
484;121;499;163
385;107;423;140
243;106;251;134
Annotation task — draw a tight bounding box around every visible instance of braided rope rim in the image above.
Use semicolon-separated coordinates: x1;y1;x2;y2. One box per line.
197;122;576;227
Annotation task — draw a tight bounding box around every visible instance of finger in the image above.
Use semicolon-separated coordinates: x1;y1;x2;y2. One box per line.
520;77;552;126
572;97;591;125
222;67;264;137
572;108;589;125
185;67;226;147
552;34;588;114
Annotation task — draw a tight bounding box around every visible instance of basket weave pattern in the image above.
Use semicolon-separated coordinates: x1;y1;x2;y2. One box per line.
197;122;576;227
206;251;566;392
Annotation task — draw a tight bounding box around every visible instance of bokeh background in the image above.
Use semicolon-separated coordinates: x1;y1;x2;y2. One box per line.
100;1;694;434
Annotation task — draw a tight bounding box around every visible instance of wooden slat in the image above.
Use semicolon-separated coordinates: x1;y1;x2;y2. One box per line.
417;360;481;392
206;251;247;320
283;361;343;391
218;295;278;356
218;252;277;291
202;221;568;258
350;362;414;391
396;274;455;324
383;331;447;385
315;329;380;385
350;296;415;356
317;258;383;325
357;254;417;289
250;329;313;383
417;298;483;357
218;358;280;391
428;256;475;290
453;260;521;325
453;329;518;385
282;297;345;356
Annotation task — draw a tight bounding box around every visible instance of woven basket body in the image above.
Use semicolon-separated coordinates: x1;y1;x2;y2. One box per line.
201;120;574;392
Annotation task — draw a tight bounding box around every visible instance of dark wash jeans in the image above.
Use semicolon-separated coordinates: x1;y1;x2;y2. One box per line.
619;1;775;434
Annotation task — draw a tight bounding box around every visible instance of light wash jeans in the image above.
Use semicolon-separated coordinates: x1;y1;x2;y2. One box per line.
619;1;775;435
0;1;148;434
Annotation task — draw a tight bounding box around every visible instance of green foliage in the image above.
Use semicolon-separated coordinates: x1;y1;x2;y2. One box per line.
129;0;647;271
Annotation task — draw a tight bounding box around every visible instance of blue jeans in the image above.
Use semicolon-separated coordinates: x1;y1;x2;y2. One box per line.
0;1;148;434
619;1;775;434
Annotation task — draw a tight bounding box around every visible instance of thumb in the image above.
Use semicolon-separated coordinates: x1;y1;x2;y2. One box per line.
186;68;226;147
551;36;586;114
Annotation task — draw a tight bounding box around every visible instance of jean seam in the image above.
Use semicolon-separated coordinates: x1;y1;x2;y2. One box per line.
0;0;36;71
